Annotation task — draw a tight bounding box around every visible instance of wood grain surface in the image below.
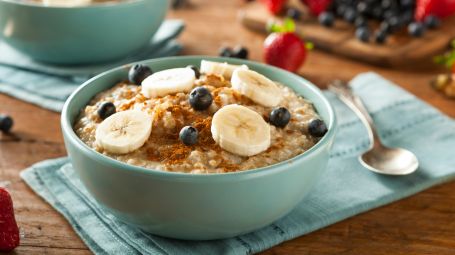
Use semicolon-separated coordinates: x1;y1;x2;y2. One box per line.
240;1;455;68
1;1;454;254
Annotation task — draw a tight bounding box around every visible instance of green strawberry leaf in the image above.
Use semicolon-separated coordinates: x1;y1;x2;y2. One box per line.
305;42;314;50
266;18;296;34
266;20;283;33
434;40;455;70
283;18;296;33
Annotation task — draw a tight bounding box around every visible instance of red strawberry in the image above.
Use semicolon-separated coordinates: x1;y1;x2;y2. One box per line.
301;0;332;16
0;188;20;252
264;32;307;72
260;0;287;15
415;0;455;21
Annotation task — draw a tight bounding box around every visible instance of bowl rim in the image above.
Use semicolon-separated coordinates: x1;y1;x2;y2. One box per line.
0;0;152;9
61;56;337;180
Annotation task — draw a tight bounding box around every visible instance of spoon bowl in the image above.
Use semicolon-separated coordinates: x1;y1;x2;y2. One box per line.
360;146;419;175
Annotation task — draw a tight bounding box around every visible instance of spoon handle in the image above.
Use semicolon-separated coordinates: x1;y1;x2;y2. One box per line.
328;80;383;149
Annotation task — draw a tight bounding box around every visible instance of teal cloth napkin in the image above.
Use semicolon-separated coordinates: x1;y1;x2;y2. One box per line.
0;20;184;112
20;73;455;255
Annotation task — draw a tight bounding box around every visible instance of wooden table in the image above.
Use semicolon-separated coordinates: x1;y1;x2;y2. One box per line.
1;1;454;254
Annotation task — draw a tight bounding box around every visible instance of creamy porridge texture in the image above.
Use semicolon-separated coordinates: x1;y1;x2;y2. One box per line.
74;60;328;173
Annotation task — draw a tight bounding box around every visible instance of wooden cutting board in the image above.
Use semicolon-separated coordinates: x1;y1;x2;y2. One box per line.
239;1;455;67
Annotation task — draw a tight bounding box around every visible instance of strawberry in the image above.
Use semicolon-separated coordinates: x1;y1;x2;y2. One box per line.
301;0;332;16
260;0;287;15
0;187;20;252
264;19;309;72
415;0;455;21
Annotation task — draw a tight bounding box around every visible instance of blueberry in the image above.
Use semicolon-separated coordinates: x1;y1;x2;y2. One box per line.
98;102;116;120
286;8;302;20
387;16;401;30
371;6;383;19
379;21;391;33
400;0;414;8
269;107;291;128
219;47;233;57
179;126;198;146
381;0;392;9
187;65;201;79
356;2;368;14
400;10;414;24
355;16;367;28
355;26;370;42
374;29;388;44
232;46;249;59
319;12;335;27
408;22;425;37
189;87;213;111
128;64;153;85
382;10;396;20
343;7;357;23
424;15;440;29
336;5;347;16
0;115;13;133
308;119;327;137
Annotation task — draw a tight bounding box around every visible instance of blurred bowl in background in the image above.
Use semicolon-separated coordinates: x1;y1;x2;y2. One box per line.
0;0;168;64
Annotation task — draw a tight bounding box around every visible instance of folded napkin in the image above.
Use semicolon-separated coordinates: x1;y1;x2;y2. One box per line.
21;73;455;255
0;20;184;112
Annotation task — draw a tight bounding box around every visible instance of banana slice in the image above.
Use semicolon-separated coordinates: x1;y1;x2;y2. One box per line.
200;60;249;79
211;104;270;157
41;0;92;7
95;110;152;154
141;68;195;98
231;69;282;107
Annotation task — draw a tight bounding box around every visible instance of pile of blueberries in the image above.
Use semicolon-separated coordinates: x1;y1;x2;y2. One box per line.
315;0;440;43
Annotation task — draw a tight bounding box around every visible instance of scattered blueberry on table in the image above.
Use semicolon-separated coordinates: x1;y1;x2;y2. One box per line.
374;29;388;44
97;102;116;120
189;87;213;111
286;7;302;21
128;64;153;85
233;46;249;59
269;107;291;128
308;119;328;137
219;46;233;57
408;22;425;37
218;46;249;59
424;15;440;29
179;126;198;146
318;12;335;27
355;26;370;42
0;114;13;133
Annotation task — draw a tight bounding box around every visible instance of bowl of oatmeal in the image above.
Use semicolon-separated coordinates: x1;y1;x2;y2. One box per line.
0;0;167;64
61;56;337;240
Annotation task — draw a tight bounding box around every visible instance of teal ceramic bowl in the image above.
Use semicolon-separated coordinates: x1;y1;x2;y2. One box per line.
0;0;168;64
61;56;337;240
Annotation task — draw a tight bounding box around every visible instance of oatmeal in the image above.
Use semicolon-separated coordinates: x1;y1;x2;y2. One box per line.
74;60;328;173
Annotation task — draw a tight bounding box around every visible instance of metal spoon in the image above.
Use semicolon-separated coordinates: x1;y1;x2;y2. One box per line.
328;80;419;175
